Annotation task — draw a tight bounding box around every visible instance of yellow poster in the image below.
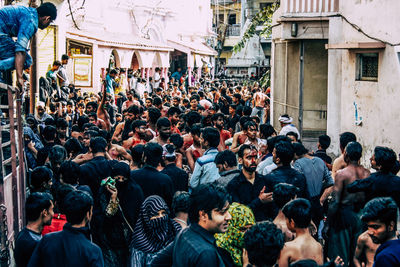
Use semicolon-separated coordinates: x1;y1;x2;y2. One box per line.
74;56;92;87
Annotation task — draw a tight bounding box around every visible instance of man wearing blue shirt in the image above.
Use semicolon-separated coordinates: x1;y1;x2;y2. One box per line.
0;3;57;89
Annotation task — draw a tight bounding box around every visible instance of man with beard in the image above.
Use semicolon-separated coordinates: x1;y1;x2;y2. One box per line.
227;144;274;221
360;197;400;266
212;113;231;152
150;117;172;146
167;107;181;134
122;90;134;111
85;101;98;114
122;120;147;149
121;105;141;142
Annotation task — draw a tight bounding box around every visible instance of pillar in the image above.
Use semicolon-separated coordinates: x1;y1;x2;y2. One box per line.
188;67;192;87
145;67;150;91
141;68;145;79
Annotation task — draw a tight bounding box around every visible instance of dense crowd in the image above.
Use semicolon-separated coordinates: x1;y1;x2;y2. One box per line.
12;62;400;267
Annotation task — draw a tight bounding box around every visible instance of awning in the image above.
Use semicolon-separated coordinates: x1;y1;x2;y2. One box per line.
67;30;173;52
167;39;217;56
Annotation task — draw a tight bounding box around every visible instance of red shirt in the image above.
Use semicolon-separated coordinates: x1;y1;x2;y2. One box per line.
42;214;67;235
218;129;231;151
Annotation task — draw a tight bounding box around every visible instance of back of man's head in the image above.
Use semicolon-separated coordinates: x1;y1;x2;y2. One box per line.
318;134;331;150
214;150;237;168
143;142;163;167
374;146;397;173
63;190;93;225
148;107;161;124
273;183;299;210
156;117;171;130
244;221;285;267
361;197;398;230
43;125;57;141
282;198;312;228
275;141;294;166
37;2;57;20
201;127;220;148
345;141;362;163
89;136;107;154
339;132;356;151
30;166;53;191
188;183;230;223
26;192;53;222
60;160;80;185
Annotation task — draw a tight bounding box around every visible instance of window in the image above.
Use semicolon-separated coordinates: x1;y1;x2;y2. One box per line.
228;14;236;25
356;53;378;81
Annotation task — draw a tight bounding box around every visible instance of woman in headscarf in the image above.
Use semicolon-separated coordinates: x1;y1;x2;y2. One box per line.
24;126;44;169
215;202;256;267
129;195;181;267
97;160;144;267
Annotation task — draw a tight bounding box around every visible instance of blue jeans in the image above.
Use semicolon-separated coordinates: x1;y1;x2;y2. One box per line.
251;106;265;124
0;34;32;71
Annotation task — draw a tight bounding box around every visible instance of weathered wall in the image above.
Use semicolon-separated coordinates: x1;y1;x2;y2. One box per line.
328;0;400;166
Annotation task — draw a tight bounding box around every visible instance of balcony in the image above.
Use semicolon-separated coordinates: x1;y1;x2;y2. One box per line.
227;24;241;36
282;0;339;14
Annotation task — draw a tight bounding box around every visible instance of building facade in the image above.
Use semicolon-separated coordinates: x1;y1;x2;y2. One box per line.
271;0;400;164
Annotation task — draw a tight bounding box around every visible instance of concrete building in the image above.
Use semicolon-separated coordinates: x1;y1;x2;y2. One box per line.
32;0;216;91
212;0;274;78
271;0;400;164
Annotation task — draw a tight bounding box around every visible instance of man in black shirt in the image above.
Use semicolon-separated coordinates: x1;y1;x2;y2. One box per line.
14;192;54;267
161;144;189;193
313;134;333;170
265;141;309;199
227;144;275;221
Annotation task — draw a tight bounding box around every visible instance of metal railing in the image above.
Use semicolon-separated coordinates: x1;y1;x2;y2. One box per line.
283;0;339;14
226;24;241;36
0;83;26;266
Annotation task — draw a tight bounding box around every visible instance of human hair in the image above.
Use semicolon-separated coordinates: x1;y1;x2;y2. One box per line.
282;198;312;228
30;166;53;191
339;132;356;150
167;106;181;117
238;144;257;159
188;183;230;223
345;142;362;162
374;146;397;173
243;121;257;131
286;131;299;141
42;125;57;141
184;111;202;128
148;107;161;124
259;124;276;139
26;192;53;222
55;184;76;214
274;141;294;165
48;145;67;166
361;197;398;227
243;106;252;116
318;134;331;150
131;120;146;132
156;117;171;129
63;190;93;225
130;144;144;165
77;115;89;131
211;112;225;122
214;150;237;168
127;104;140;116
53;60;61;67
59;160;80;185
86;101;98;111
36;2;57;20
190;94;200;102
244;221;284;267
239;116;251;129
89;136;107;154
110;69;118;75
143;142;163;167
153;97;162;106
64;138;82;157
190;123;202;136
273;183;299;209
61;54;69;61
172;191;190;215
169;133;183;149
201;127;220;148
292;142;308;157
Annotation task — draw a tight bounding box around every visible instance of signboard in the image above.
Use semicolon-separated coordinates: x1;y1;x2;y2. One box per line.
73;55;92;87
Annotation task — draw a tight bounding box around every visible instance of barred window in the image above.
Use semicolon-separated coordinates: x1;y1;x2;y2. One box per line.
356;53;378;81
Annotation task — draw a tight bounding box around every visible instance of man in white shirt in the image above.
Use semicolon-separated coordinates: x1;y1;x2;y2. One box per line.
278;114;300;138
57;54;69;88
153;67;161;89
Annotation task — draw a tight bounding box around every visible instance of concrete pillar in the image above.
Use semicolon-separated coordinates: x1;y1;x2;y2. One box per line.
141;68;145;78
188;67;192;86
145;67;150;90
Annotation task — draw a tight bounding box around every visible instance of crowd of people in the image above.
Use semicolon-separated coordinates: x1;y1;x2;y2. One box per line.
12;59;400;267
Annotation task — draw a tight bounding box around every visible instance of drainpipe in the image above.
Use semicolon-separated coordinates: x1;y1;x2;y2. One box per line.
284;41;288;113
298;40;305;138
29;0;38;114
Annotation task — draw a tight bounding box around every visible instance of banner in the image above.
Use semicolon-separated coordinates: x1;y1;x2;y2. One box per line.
73;56;92;87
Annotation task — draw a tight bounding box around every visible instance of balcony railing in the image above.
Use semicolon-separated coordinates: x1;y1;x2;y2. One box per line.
283;0;339;14
227;24;240;36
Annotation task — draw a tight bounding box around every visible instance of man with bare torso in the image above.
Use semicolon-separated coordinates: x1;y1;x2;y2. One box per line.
251;88;268;124
354;230;379;267
332;132;357;179
278;198;323;267
327;141;370;267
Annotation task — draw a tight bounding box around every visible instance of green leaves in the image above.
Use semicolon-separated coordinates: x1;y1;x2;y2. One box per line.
232;1;279;53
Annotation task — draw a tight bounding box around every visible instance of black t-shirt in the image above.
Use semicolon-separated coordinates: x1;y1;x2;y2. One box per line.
14;227;42;267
